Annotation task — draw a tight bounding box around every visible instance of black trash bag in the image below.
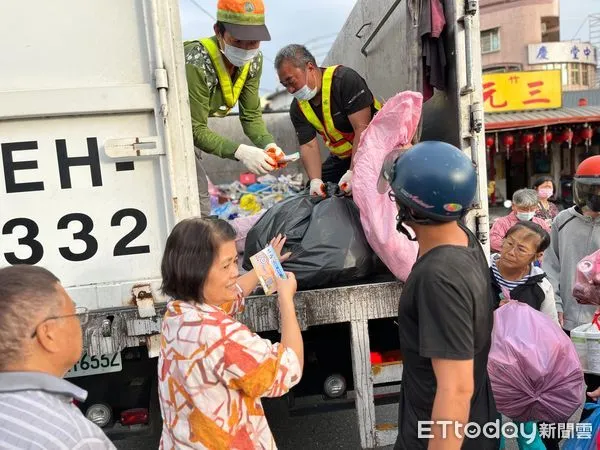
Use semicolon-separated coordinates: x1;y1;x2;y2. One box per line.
243;183;376;290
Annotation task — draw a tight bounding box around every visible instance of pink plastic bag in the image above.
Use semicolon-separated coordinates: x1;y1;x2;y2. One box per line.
573;249;600;305
488;301;584;422
352;92;422;281
229;212;265;254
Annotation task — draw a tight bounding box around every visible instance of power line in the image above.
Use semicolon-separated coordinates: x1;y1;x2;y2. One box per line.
304;33;338;46
571;16;589;40
186;0;216;21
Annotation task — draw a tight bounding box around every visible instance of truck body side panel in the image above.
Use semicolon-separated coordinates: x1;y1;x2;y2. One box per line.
0;0;199;312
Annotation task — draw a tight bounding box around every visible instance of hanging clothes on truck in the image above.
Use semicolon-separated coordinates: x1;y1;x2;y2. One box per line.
420;0;447;101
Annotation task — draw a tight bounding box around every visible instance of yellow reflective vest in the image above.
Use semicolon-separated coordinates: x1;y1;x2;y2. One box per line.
200;38;250;115
297;65;381;158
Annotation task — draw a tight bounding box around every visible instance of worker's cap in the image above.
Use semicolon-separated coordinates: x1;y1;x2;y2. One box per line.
217;0;271;41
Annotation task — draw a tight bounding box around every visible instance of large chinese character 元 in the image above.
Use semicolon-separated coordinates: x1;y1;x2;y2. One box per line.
483;81;508;109
572;45;580;60
522;80;551;105
536;45;549;60
584;47;592;58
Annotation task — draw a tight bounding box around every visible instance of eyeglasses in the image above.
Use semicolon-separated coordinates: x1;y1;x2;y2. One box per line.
30;306;89;338
501;239;536;257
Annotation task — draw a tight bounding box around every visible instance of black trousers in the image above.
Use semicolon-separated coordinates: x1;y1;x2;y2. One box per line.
540;328;600;450
321;154;351;184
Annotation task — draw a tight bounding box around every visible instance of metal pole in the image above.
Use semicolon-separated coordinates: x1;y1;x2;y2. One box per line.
360;0;403;56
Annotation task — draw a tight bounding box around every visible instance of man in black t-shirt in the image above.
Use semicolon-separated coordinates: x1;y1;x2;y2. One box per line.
275;44;379;197
378;141;499;450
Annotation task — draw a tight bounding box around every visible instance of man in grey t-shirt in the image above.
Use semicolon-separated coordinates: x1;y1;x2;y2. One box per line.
0;265;115;449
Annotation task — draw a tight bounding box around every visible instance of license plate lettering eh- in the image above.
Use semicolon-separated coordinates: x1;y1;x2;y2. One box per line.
1;138;151;266
65;352;123;378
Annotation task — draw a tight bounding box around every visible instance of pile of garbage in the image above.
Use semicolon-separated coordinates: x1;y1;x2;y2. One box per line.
210;173;305;220
209;172;305;256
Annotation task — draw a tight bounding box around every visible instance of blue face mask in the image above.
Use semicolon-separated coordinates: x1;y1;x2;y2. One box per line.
292;69;318;101
516;211;535;221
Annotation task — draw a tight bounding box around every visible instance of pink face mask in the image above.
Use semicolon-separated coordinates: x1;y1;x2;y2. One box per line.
538;188;553;199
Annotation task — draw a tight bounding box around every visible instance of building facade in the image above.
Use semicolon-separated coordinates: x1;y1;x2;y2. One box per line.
480;0;597;90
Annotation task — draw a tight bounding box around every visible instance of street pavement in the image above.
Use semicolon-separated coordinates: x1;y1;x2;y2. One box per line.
114;397;584;449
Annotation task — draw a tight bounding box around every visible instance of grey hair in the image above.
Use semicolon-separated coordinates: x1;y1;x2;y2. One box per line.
512;188;539;208
274;44;317;70
0;266;61;370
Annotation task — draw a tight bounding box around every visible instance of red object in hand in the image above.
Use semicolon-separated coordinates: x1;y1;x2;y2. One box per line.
240;172;257;185
265;146;287;169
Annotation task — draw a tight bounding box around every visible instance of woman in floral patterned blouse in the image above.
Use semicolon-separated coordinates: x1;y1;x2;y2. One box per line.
533;176;559;227
158;218;303;449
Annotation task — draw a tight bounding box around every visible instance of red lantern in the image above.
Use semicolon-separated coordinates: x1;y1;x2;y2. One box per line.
502;134;514;159
536;130;552;153
562;128;573;142
520;133;535;153
485;135;495;150
560;128;574;149
581;126;593;150
581;127;593;141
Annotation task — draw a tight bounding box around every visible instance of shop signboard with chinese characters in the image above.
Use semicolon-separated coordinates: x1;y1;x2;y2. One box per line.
483;70;562;113
528;41;597;65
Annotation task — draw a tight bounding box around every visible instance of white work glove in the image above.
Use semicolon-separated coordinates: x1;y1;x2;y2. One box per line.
338;170;353;194
309;178;326;198
234;144;276;175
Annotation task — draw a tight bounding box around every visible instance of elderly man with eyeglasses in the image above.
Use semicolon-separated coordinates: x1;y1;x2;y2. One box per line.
0;265;115;449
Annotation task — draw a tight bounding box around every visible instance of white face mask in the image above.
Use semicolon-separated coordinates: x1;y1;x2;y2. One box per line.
516;211;535;221
221;42;258;67
292;69;318;101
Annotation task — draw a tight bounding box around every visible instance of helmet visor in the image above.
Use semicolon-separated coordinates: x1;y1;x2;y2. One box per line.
574;180;600;209
377;148;408;194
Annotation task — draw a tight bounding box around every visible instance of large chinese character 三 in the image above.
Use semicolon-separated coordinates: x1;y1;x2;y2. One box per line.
522;80;551;105
483;81;508;109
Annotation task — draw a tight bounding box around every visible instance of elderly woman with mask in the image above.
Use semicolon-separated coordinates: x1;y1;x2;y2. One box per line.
490;221;558;450
533;176;559;227
157;218;303;449
490;188;551;253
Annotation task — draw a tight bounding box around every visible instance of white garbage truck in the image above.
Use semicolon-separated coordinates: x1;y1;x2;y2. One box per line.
0;0;487;447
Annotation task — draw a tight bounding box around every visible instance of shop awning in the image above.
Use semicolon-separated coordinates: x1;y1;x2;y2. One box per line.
485;105;600;132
